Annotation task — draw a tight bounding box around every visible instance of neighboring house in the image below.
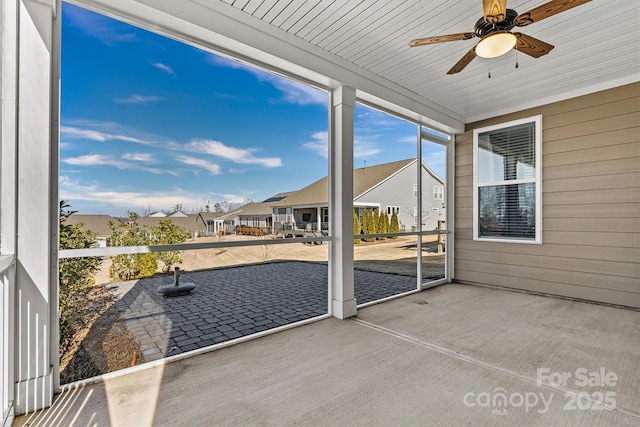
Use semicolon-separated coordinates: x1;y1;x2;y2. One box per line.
64;214;115;248
198;193;293;236
148;210;188;218
196;212;227;236
235;202;274;228
66;213;202;247
235;194;292;230
166;211;188;218
272;158;445;234
196;210;246;236
137;214;202;239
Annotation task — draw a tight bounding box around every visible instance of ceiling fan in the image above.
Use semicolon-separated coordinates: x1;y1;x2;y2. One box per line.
408;0;591;74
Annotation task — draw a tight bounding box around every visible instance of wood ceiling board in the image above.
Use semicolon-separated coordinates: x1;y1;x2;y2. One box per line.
213;0;638;122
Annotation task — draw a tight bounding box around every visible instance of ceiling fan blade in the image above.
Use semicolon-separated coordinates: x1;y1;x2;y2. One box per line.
409;32;475;47
447;47;477;74
514;0;591;27
514;33;554;58
483;0;507;23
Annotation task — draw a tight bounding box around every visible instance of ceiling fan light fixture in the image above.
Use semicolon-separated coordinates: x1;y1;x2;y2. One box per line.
476;32;517;58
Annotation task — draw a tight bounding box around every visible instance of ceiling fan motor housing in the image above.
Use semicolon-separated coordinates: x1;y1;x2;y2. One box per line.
474;9;518;38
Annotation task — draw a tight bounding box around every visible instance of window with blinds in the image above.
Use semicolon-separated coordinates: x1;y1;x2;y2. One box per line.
473;116;542;243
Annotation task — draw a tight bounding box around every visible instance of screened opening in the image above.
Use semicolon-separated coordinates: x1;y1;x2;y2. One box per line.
59;2;330;383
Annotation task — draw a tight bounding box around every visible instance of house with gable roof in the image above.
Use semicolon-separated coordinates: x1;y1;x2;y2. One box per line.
196;212;227;237
272;158;445;235
196;193;294;236
64;214;115;248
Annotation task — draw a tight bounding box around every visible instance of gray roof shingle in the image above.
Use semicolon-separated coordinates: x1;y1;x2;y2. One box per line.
273;158;416;207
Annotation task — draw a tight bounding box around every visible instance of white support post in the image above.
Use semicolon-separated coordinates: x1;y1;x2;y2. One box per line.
1;0;19;422
328;86;357;319
416;126;423;290
11;0;58;414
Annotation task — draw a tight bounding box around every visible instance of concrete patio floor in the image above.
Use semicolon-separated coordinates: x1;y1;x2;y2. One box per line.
15;283;640;426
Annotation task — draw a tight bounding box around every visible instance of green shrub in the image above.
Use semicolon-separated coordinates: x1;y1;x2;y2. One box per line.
362;209;374;242
58;201;101;351
353;211;361;244
109;212;155;281
109;213;191;280
152;219;191;273
371;209;379;237
390;211;400;238
378;212;389;240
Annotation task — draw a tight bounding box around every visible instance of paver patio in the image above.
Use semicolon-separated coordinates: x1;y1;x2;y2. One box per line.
108;261;419;361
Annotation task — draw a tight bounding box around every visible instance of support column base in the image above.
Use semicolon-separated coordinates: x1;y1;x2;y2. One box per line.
15;371;53;415
332;298;357;319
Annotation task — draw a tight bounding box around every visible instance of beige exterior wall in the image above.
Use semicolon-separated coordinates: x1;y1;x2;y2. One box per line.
454;82;640;308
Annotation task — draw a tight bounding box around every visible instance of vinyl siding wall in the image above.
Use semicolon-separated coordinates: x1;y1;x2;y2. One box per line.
455;82;640;308
355;162;446;231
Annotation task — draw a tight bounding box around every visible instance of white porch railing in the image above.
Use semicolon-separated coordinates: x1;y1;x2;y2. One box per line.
0;255;15;427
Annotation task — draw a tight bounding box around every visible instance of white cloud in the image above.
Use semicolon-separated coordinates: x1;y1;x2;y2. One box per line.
207;53;327;106
209;192;255;204
64;154;115;166
64;4;137;45
301;131;381;159
152;62;175;76
63;154;171;175
354;138;382;159
207;54;257;73
355;108;404;129
422;145;447;180
185;139;282;168
271;79;327;106
301;131;328;158
60;175;204;213
397;135;419;144
62;122;282;170
113;94;163;104
122;152;155;162
61;125;147;144
228;168;247;174
176;156;222;175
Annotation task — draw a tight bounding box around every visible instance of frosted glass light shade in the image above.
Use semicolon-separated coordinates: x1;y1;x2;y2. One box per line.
476;33;517;58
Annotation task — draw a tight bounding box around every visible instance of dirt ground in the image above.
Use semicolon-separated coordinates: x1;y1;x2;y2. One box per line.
59;285;143;384
94;234;444;285
65;234;444;383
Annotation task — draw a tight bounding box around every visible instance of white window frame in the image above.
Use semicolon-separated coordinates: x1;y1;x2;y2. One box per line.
472;115;542;244
413;184;418;198
433;186;443;200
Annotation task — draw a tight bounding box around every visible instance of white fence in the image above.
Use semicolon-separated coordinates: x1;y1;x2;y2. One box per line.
0;256;15;427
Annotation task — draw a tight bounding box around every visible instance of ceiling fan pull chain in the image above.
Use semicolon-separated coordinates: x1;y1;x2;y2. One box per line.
515;45;519;69
488;59;491;78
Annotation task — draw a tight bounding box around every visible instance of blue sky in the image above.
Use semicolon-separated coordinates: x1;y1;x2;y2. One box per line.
61;3;445;216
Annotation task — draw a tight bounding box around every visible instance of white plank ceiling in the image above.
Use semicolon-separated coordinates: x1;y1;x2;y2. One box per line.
215;0;640;122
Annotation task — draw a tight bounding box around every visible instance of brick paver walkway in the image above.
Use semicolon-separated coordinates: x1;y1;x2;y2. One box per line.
109;261;417;362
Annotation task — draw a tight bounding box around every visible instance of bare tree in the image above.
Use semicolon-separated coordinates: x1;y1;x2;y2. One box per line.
140;205;153;217
213;201;229;213
405;206;430;230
